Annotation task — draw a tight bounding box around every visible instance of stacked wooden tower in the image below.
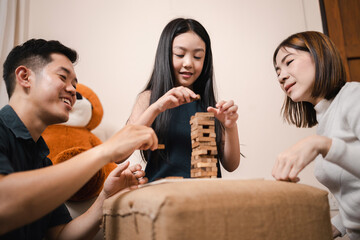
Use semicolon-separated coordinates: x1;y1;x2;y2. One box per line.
190;112;218;178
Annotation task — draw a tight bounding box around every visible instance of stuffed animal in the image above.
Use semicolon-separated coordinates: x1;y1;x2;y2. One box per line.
43;83;117;202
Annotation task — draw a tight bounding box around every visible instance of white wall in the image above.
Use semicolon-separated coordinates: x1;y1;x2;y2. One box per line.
25;0;325;189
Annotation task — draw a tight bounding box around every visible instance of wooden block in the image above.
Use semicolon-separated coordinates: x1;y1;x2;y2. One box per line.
191;168;218;174
191;94;201;102
191;171;218;178
191;174;218;178
193;145;218;151
192;141;216;148
191;149;208;156
208;167;218;172
192;149;218;156
191;125;215;131
164;176;184;179
191;128;215;134
190;118;215;126
191;162;217;168
194;137;217;142
191;156;217;164
190;116;215;123
190;115;215;124
191;131;216;140
194;112;214;117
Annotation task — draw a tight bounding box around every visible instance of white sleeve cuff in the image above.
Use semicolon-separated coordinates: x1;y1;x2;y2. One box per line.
331;214;346;236
324;137;345;163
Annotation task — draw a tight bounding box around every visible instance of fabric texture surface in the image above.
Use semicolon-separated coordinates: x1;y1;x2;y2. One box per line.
102;179;332;240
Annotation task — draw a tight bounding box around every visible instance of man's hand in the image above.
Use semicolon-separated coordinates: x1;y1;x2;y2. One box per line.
102;161;148;199
101;125;158;163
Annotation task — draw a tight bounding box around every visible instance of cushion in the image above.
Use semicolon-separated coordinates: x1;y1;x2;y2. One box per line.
102;179;332;240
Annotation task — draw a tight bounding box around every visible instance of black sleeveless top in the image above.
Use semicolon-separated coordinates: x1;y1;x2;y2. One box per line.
145;101;221;182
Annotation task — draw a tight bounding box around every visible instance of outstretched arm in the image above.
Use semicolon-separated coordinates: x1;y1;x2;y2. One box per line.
207;100;240;172
272;135;332;182
46;161;148;240
0;125;157;235
128;87;198;126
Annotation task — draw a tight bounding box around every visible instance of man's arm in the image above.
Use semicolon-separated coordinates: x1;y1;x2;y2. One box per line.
46;162;147;240
0;125;157;235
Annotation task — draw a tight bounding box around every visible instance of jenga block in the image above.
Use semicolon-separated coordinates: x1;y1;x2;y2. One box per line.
191;149;208;156
194;145;218;151
191;156;217;164
191;131;216;140
192;141;216;148
194;112;214;117
209;167;218;172
192;149;218;156
165;176;184;179
190;114;214;120
194;137;216;142
191;94;201;101
191;171;218;178
191;125;215;131
190;118;215;126
191;131;200;139
190;174;218;178
191;128;215;134
192;149;217;156
190;167;218;173
191;162;217;168
190;164;218;178
190;116;215;123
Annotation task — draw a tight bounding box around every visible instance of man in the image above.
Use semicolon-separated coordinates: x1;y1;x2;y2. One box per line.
0;39;158;239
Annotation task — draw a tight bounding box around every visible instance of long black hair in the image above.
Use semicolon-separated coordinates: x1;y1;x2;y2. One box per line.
141;18;224;162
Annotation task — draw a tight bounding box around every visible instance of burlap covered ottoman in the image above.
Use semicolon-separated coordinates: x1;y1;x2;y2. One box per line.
102;179;332;240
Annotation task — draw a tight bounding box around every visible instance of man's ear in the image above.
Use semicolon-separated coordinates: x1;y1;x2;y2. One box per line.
15;66;32;88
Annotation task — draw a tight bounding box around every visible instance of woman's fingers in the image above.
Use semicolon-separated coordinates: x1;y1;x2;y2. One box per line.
161;87;197;110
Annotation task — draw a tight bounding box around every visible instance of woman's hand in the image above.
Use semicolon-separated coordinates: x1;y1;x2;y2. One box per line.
207;100;238;129
154;86;198;113
272;135;332;182
332;225;341;238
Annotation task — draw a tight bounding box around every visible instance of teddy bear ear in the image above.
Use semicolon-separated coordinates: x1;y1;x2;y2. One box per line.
75;83;104;130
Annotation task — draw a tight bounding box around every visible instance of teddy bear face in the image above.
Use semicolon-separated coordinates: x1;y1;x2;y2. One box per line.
61;91;92;127
76;84;103;131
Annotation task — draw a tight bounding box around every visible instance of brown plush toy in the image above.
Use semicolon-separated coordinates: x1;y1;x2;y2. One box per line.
43;83;117;202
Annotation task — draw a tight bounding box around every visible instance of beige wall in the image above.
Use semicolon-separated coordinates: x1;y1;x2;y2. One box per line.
26;0;326;189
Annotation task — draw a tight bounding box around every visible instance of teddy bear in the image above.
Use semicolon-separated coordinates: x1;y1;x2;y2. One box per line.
42;83;117;202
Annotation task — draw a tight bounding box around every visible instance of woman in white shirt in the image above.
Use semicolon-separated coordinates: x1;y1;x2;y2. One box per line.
271;31;360;240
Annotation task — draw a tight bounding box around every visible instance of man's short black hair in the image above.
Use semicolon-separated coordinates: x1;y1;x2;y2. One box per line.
3;39;78;98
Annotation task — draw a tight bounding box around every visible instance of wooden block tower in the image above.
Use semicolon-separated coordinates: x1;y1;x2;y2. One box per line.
190;112;218;178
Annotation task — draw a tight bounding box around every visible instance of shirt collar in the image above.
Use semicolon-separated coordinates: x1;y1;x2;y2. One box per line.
0;105;33;139
0;105;50;159
314;99;333;123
